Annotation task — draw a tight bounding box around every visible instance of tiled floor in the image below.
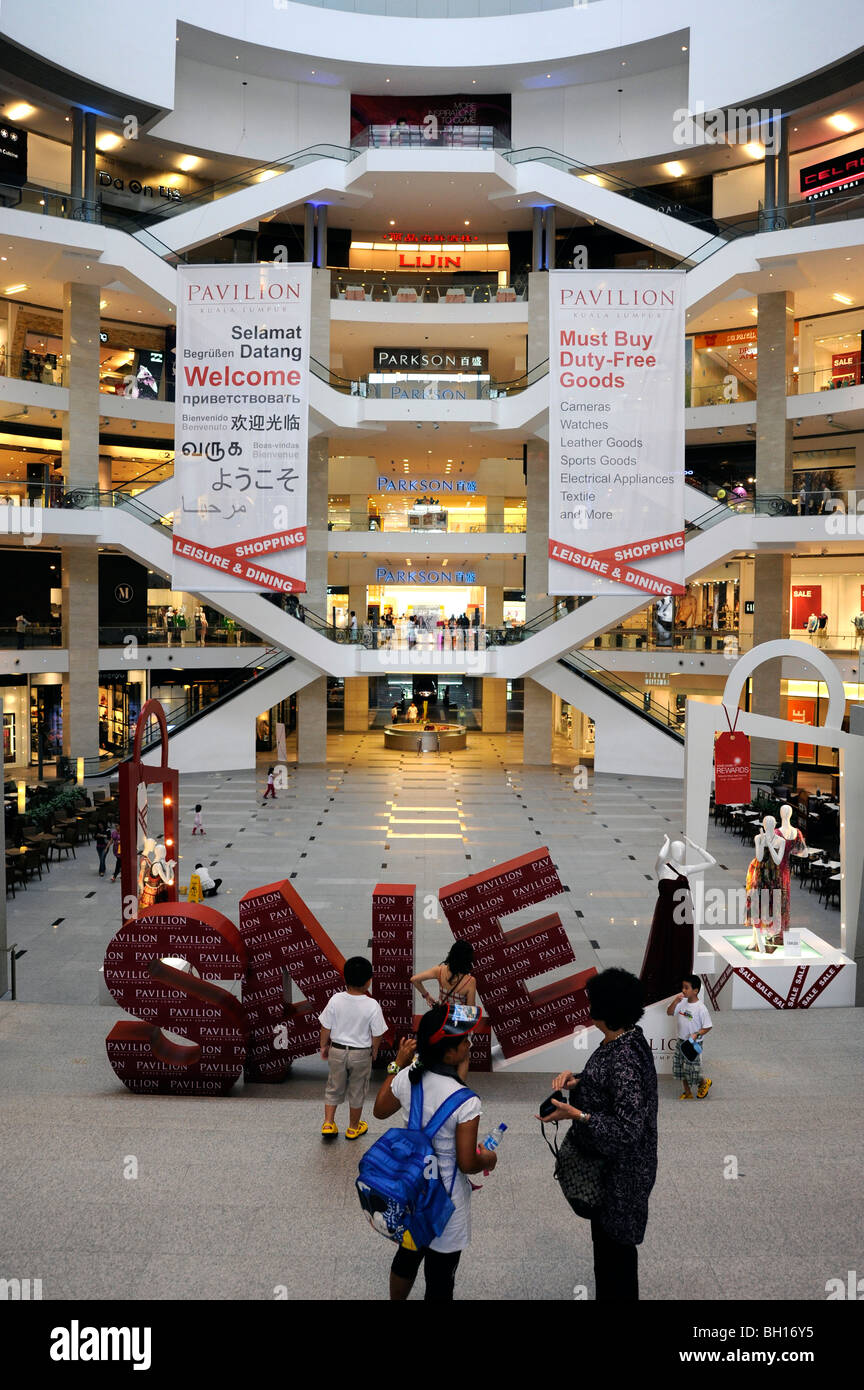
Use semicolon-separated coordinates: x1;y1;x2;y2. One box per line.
1;732;858;1301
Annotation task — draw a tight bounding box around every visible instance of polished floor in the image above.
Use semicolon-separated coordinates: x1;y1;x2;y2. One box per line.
1;732;858;1301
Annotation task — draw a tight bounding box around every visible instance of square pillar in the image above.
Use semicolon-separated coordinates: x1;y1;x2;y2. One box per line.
62;283;101;489
344;677;369;732
61;549;99;760
523;679;553;764
481;678;507;733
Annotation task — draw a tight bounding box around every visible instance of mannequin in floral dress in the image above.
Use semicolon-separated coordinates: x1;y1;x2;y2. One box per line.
138;844;176;909
745;816;785;952
776;803;807;940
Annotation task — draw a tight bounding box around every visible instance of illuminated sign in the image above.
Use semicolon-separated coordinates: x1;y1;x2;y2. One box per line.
376;475;476;493
374;567;476;583
800;146;864;199
374;348;489;373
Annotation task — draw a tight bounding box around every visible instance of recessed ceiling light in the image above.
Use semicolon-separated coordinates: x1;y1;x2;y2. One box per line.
4;283;27;294
832;293;853;305
177;154;199;172
665;161;685;178
828;113;855;133
6;103;34;121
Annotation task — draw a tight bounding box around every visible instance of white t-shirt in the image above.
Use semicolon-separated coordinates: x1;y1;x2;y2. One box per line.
674;997;712;1041
319;992;386;1048
195;865;215;890
390;1068;482;1254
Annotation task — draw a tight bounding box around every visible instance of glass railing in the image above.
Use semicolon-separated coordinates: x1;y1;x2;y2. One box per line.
326;515;526;534
0;624;62;648
0;180;99;222
333;276;527;304
558;650;684;739
688;381;757;408
82;646;295;776
351;125;510;150
588;627;739;654
790;367;864;396
310;355;548;399
98;623;265;647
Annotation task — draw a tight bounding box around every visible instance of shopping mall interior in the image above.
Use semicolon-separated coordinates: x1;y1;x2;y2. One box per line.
0;0;863;1330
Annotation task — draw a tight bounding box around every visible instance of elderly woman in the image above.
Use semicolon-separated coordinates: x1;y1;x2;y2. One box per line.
540;968;657;1301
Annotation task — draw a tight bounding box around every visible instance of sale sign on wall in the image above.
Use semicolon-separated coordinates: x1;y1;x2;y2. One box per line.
786;696;816;759
790;585;821;629
173;264;311;593
548;270;686;597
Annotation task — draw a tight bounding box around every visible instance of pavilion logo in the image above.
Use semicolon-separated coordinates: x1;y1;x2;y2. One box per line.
49;1321;151;1370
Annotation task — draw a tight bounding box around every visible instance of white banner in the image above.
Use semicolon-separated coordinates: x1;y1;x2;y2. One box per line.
548;270;686;597
173;264;311;593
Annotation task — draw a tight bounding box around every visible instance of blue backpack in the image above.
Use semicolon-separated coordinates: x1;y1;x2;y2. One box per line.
356;1079;475;1250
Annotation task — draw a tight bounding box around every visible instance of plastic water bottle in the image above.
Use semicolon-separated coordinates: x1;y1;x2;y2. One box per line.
481;1122;507;1152
479;1123;507;1175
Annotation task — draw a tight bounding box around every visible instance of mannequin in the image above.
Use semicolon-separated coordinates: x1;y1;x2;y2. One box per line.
137;836;156;903
852;613;864;650
745;816;785;952
639;834;717;1006
138;843;176;909
776;804;807;940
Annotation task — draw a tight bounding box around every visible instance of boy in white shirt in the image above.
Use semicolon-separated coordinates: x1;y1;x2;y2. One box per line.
319;957;387;1141
667;973;713;1100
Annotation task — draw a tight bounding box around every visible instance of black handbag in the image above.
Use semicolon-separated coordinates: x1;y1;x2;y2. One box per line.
550;1124;608;1219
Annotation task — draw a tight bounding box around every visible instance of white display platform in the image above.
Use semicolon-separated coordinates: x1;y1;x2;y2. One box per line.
490;1001;682;1075
700;929;855;1010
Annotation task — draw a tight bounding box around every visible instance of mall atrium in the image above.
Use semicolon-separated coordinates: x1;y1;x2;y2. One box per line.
0;0;863;1331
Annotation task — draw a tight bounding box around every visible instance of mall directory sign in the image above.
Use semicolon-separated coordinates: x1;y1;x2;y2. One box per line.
547;269;686;598
173;263;311;594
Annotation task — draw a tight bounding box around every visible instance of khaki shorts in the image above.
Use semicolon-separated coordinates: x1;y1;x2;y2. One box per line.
325;1045;372;1108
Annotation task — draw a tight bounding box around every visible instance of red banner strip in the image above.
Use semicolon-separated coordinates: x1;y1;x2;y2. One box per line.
173;535;305;594
175;527;306;563
783;963;810;1009
590;531;685;566
798;963;843;1008
548;540;685;596
733;965;790;1009
705;963;732;1009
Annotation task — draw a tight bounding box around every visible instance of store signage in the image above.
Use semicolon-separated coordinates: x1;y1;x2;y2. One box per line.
377;475;477;493
713;730;751;804
374;348;488;373
379;232;482;244
790;585;821;629
0;122;27;186
786;696;816;759
744;600;755;615
98;170;181;201
103;845;589;1093
800;145;864;199
548;270;686;597
374;566;475;583
644;673;669;685
173;264;311;594
832;351;860;384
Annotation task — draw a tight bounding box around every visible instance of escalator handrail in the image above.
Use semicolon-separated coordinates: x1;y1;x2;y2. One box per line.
558;652;684;742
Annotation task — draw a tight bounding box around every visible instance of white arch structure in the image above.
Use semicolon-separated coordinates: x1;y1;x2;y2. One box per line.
682;640;864;992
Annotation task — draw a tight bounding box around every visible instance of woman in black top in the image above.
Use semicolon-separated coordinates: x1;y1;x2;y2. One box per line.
540;968;658;1301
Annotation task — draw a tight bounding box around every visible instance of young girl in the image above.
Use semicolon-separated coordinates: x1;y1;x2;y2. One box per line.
411;940;477;1009
192;803;205;836
262;767;276;803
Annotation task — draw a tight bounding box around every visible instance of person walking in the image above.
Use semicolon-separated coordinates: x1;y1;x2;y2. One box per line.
667;974;713;1100
94;820;110;878
109;825;122;883
372;1004;496;1301
262;766;277;803
540;967;658;1301
192;803;205;836
15;613;29;649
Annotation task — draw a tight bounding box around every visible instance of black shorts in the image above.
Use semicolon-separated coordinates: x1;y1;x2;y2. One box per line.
390;1244;461;1301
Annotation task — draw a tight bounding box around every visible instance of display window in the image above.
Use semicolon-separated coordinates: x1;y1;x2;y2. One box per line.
797;311;864;393
3;710;15;763
29;684;62;762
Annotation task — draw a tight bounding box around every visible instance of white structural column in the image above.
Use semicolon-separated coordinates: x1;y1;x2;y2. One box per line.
753;291;794;771
523;270;553;763
61;282;100;762
297;268;331;763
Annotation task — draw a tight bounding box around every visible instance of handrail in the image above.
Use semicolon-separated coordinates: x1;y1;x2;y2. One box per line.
82;646;296;777
309;354;550;398
558;651;684;742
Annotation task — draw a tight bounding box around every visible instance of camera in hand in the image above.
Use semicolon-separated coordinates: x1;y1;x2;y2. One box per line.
538;1088;569;1119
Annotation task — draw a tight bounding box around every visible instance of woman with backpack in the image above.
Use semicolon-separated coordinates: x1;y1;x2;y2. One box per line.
371;1004;497;1301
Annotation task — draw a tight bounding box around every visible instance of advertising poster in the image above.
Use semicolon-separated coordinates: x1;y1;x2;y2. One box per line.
548;270;686;597
173;264;311;594
790;585;821;629
786;696;816;759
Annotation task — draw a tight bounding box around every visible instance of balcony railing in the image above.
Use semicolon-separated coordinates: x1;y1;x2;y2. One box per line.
333;275;527;304
312;355;549;399
350;125;510;150
327;515;526;535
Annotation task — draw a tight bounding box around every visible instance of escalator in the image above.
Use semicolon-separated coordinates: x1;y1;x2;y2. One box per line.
557;651;683;745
